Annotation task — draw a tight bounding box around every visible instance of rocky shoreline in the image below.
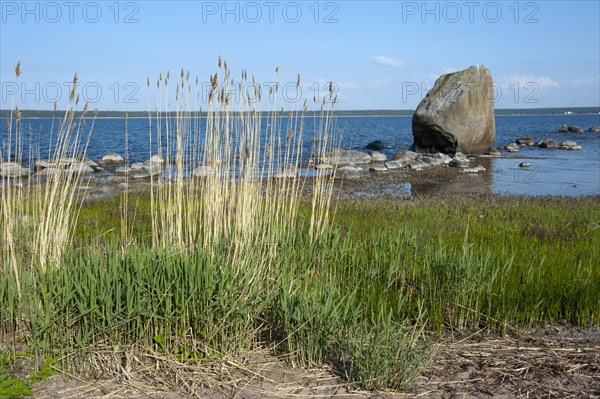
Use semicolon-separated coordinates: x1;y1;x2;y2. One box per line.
1;121;598;202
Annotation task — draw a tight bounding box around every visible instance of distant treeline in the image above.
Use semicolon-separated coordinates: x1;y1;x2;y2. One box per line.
1;107;599;118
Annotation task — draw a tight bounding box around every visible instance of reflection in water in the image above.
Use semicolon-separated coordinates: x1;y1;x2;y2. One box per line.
409;157;494;196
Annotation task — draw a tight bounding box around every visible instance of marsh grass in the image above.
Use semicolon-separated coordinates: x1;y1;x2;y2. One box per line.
3;191;598;392
1;66;96;295
144;61;340;285
332;195;600;330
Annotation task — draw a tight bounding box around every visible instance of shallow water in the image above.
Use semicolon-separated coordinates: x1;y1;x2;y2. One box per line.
3;114;599;196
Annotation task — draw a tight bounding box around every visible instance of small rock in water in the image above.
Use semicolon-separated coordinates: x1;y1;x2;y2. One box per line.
561;140;577;147
392;150;418;162
568;126;584;133
505;143;520;152
418;153;452;166
408;160;428;171
192;165;217;177
148;155;165;164
369;163;388;172
64;163;95;175
320;149;371;166
560;140;582;150
385;159;407;170
364;140;389;151
516;136;535;147
482;147;501;157
97;152;126;165
537;139;558;149
559;125;584;133
461;165;486;173
85;160;105;172
453;152;468;161
315;163;334;170
449;158;470;168
0;162;30;178
334;165;363;180
273;165;298;178
519;162;531;168
369;151;387;162
116;161;162;179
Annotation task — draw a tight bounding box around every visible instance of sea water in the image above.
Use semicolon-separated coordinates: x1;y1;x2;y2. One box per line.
3;114;599;196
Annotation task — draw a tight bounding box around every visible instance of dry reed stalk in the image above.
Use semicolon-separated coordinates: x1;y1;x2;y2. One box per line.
145;60;338;264
1;65;96;276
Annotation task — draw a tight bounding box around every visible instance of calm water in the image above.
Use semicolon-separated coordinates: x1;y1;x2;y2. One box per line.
3;114;600;196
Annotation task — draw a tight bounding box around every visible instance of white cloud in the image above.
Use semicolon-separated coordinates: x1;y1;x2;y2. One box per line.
373;56;406;68
497;74;560;90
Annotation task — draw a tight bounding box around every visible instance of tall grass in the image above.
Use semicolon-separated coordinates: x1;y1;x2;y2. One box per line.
1;65;96;287
146;60;338;257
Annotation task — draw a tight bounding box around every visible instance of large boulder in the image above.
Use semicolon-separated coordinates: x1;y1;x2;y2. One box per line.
412;65;496;155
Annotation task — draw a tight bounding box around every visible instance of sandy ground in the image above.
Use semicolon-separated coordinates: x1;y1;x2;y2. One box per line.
31;327;599;398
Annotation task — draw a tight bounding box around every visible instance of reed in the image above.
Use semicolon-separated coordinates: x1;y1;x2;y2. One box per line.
146;60;338;259
1;64;96;282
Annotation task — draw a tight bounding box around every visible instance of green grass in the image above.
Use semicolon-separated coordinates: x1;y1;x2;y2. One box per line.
3;193;597;391
331;195;600;330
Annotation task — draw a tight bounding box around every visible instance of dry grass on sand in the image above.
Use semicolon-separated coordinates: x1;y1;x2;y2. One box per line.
31;326;599;399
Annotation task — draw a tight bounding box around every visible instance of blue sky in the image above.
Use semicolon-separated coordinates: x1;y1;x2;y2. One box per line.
1;0;599;110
